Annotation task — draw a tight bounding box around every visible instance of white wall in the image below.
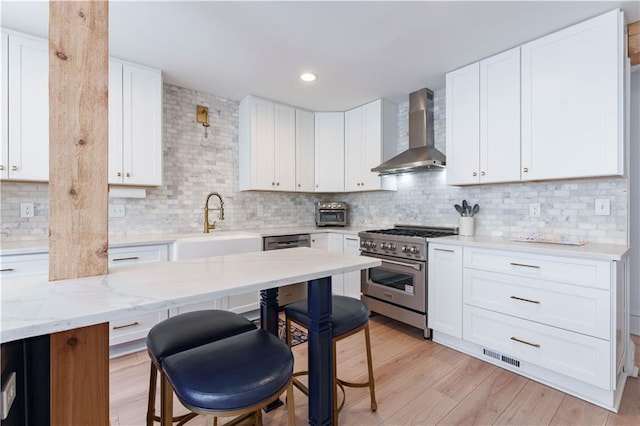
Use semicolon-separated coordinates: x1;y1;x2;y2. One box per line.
629;67;639;334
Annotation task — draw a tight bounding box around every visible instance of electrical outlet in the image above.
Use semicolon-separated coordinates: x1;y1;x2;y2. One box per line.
109;204;126;218
529;203;541;218
595;198;610;216
20;202;34;218
1;371;16;420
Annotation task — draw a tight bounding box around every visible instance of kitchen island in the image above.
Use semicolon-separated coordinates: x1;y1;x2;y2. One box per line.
1;247;380;425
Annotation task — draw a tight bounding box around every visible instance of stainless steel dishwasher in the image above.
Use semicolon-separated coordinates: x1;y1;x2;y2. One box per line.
263;234;310;306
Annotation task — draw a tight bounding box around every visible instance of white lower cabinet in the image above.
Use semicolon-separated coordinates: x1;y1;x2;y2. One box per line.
0;251;49;277
310;232;349;296
428;243;463;338
342;235;361;299
429;242;630;411
108;243;171;357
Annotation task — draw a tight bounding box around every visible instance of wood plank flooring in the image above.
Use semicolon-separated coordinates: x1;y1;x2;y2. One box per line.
110;315;640;426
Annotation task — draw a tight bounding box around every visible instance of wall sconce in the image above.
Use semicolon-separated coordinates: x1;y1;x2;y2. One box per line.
196;105;210;138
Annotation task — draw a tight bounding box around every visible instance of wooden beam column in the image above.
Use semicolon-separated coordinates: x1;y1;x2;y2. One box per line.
630;21;640;66
49;0;109;281
49;1;110;424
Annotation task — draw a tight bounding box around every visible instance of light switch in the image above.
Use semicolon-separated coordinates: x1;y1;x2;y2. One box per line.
595;199;610;216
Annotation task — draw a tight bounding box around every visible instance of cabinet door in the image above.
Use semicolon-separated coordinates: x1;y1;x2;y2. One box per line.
252;98;275;190
446;63;480;185
122;63;163;185
7;33;49;181
344;106;363;192
480;48;521;183
295;109;315;192
428;244;463;338
521;9;621;180
1;31;8;179
362;100;384;190
108;60;124;184
274;104;296;191
314;112;344;192
343;235;361;299
310;233;344;294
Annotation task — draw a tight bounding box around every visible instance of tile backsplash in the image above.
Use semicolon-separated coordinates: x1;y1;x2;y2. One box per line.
0;85;629;245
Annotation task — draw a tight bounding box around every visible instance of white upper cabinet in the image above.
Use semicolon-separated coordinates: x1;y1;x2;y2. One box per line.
521;9;623;180
239;96;296;191
446;62;480;185
314;112;345;192
446;48;521;186
480;48;521;183
109;60;163;186
345;99;398;192
5;32;49;181
274;103;296;191
1;31;8;180
295;109;315;192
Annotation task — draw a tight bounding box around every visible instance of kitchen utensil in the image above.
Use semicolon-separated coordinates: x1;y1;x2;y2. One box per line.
454;204;464;216
462;200;469;213
471;204;480;217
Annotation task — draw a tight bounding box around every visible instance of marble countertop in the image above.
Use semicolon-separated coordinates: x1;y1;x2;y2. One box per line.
0;247;381;343
0;226;366;256
428;235;630;261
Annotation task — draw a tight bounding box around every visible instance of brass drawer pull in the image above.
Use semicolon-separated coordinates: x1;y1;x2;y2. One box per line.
112;256;140;262
1;268;15;272
510;296;540;304
434;248;454;253
509;262;540;269
112;321;140;330
510;336;540;348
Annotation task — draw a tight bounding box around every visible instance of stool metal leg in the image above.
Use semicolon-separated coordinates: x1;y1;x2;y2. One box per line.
160;373;174;426
364;324;377;411
147;363;158;426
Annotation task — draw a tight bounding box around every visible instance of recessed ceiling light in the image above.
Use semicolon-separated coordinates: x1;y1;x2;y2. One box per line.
300;72;318;82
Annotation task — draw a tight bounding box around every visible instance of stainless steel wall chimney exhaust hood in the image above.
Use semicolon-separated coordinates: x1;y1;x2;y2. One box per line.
371;88;445;175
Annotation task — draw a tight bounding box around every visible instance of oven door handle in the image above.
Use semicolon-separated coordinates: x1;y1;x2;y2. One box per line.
381;258;423;271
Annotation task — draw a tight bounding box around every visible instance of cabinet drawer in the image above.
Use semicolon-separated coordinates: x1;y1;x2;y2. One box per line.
463;306;611;389
464;270;610;339
109;310;168;346
108;244;169;267
279;283;307;306
0;252;48;277
464;248;611;290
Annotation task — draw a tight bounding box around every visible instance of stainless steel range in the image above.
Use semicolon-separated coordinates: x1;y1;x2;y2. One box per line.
358;225;458;338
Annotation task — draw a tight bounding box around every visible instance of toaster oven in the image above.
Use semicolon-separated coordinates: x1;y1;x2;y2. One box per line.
315;201;348;227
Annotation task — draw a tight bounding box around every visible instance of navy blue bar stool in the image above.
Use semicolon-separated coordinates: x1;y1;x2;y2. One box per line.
163;328;295;426
145;310;257;425
285;295;377;425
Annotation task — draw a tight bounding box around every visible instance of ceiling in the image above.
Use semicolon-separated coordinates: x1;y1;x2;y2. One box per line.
2;1;639;111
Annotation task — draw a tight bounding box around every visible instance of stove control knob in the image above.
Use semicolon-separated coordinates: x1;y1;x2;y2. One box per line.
360;240;366;247
370;242;376;248
401;245;408;253
364;241;372;248
410;246;419;255
381;243;389;250
389;244;397;251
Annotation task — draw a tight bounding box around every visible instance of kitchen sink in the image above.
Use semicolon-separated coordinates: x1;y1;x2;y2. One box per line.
172;231;263;261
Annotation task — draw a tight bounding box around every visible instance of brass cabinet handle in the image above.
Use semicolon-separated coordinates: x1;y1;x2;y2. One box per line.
510;296;540;304
112;321;140;330
0;165;4;171
117;172;122;177
510;262;540;269
434;248;455;253
272;182;275;186
276;182;280;186
510;336;540;348
1;268;15;272
481;171;486;176
357;183;361;186
316;184;319;188
523;167;529;173
112;256;140;262
361;182;364;186
11;165;17;171
472;171;477;177
297;184;301;187
126;172;131;177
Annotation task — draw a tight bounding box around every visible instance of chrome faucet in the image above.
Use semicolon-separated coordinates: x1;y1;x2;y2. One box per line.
204;192;225;233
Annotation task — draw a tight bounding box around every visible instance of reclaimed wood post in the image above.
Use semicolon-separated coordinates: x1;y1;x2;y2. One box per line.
49;1;110;424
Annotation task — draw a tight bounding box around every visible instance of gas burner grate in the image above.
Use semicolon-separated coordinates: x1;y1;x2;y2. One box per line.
363;228;456;238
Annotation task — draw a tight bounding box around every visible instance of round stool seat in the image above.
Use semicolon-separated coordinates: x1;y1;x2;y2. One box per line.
146;310;256;367
285;295;369;336
163;329;294;413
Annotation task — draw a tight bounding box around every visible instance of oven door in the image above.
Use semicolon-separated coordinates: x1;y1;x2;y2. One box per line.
361;253;426;313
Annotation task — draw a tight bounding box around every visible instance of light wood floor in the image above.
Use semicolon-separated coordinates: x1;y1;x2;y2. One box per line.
110;315;640;426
